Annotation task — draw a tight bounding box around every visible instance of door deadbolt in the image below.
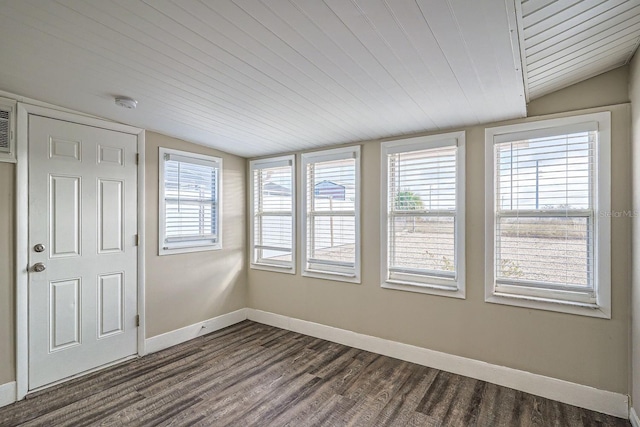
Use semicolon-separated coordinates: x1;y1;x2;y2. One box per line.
33;263;46;272
34;243;45;253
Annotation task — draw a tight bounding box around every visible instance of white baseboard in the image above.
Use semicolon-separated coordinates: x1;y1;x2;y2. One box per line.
631;407;639;427
145;308;248;354
0;381;16;408
247;309;629;419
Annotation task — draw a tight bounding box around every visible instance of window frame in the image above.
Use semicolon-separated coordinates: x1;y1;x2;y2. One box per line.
484;112;611;318
158;147;222;256
380;131;466;298
301;146;361;283
249;155;296;274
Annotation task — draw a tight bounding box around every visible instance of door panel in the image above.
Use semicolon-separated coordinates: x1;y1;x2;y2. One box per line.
49;175;81;258
98;273;124;338
98;179;124;253
49;137;81;161
29;115;138;390
49;278;81;351
98;144;124;166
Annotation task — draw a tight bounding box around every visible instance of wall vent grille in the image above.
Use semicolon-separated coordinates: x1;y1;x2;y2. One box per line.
0;108;10;152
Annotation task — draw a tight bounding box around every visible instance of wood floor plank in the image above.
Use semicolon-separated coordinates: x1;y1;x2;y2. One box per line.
20;391;146;427
269;356;377;426
306;394;359;426
342;361;416;426
475;382;519;426
0;321;630;427
222;344;363;426
406;411;442;427
170;350;321;426
103;337;311;426
373;367;440;427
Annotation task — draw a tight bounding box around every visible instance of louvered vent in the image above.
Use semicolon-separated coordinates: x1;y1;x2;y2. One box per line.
0;108;9;152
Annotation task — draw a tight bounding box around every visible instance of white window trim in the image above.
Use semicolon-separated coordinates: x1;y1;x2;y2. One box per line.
301;145;361;283
484;112;611;318
249;155;296;274
158;147;223;255
380;131;466;299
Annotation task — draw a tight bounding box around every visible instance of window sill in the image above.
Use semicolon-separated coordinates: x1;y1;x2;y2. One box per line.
382;280;465;299
485;292;610;319
250;263;296;275
159;244;221;256
302;269;360;284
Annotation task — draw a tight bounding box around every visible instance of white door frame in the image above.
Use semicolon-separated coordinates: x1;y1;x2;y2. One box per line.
15;103;146;400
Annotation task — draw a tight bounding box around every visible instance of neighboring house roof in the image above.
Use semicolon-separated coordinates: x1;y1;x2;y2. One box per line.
263;182;291;196
314;180;346;200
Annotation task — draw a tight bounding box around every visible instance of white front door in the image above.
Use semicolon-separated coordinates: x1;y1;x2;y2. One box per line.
28;115;138;390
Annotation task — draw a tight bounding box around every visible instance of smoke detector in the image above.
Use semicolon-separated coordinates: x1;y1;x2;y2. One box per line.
115;96;138;109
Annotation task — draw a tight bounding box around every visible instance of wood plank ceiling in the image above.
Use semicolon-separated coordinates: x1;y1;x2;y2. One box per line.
518;0;640;100
0;0;526;157
2;1;638;157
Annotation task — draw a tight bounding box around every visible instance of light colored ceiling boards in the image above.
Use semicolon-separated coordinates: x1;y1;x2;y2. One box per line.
0;0;526;157
517;0;640;100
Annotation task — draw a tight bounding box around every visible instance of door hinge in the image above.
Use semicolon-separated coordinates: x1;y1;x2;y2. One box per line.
136;315;140;327
134;234;139;246
135;153;139;165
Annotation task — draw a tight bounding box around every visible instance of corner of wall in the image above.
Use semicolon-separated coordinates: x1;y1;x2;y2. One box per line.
527;65;630;117
629;49;640;422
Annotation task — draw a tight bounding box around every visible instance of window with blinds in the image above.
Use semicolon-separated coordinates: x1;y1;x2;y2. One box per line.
250;156;295;272
381;133;465;297
159;148;222;255
486;113;612;317
302;146;360;282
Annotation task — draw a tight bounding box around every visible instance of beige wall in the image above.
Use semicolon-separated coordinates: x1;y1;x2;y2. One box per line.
629;54;640;412
145;132;247;338
0;163;15;385
527;65;630;116
248;69;632;394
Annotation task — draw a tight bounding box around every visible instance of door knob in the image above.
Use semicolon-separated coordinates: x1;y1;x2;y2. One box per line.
34;243;45;253
33;263;46;272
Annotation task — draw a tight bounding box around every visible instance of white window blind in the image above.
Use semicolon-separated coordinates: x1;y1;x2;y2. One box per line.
388;145;457;284
159;149;221;254
251;156;295;271
381;132;465;297
302;147;360;281
494;127;597;303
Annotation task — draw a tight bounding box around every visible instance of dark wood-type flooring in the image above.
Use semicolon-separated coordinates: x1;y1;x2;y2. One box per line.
0;321;630;426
